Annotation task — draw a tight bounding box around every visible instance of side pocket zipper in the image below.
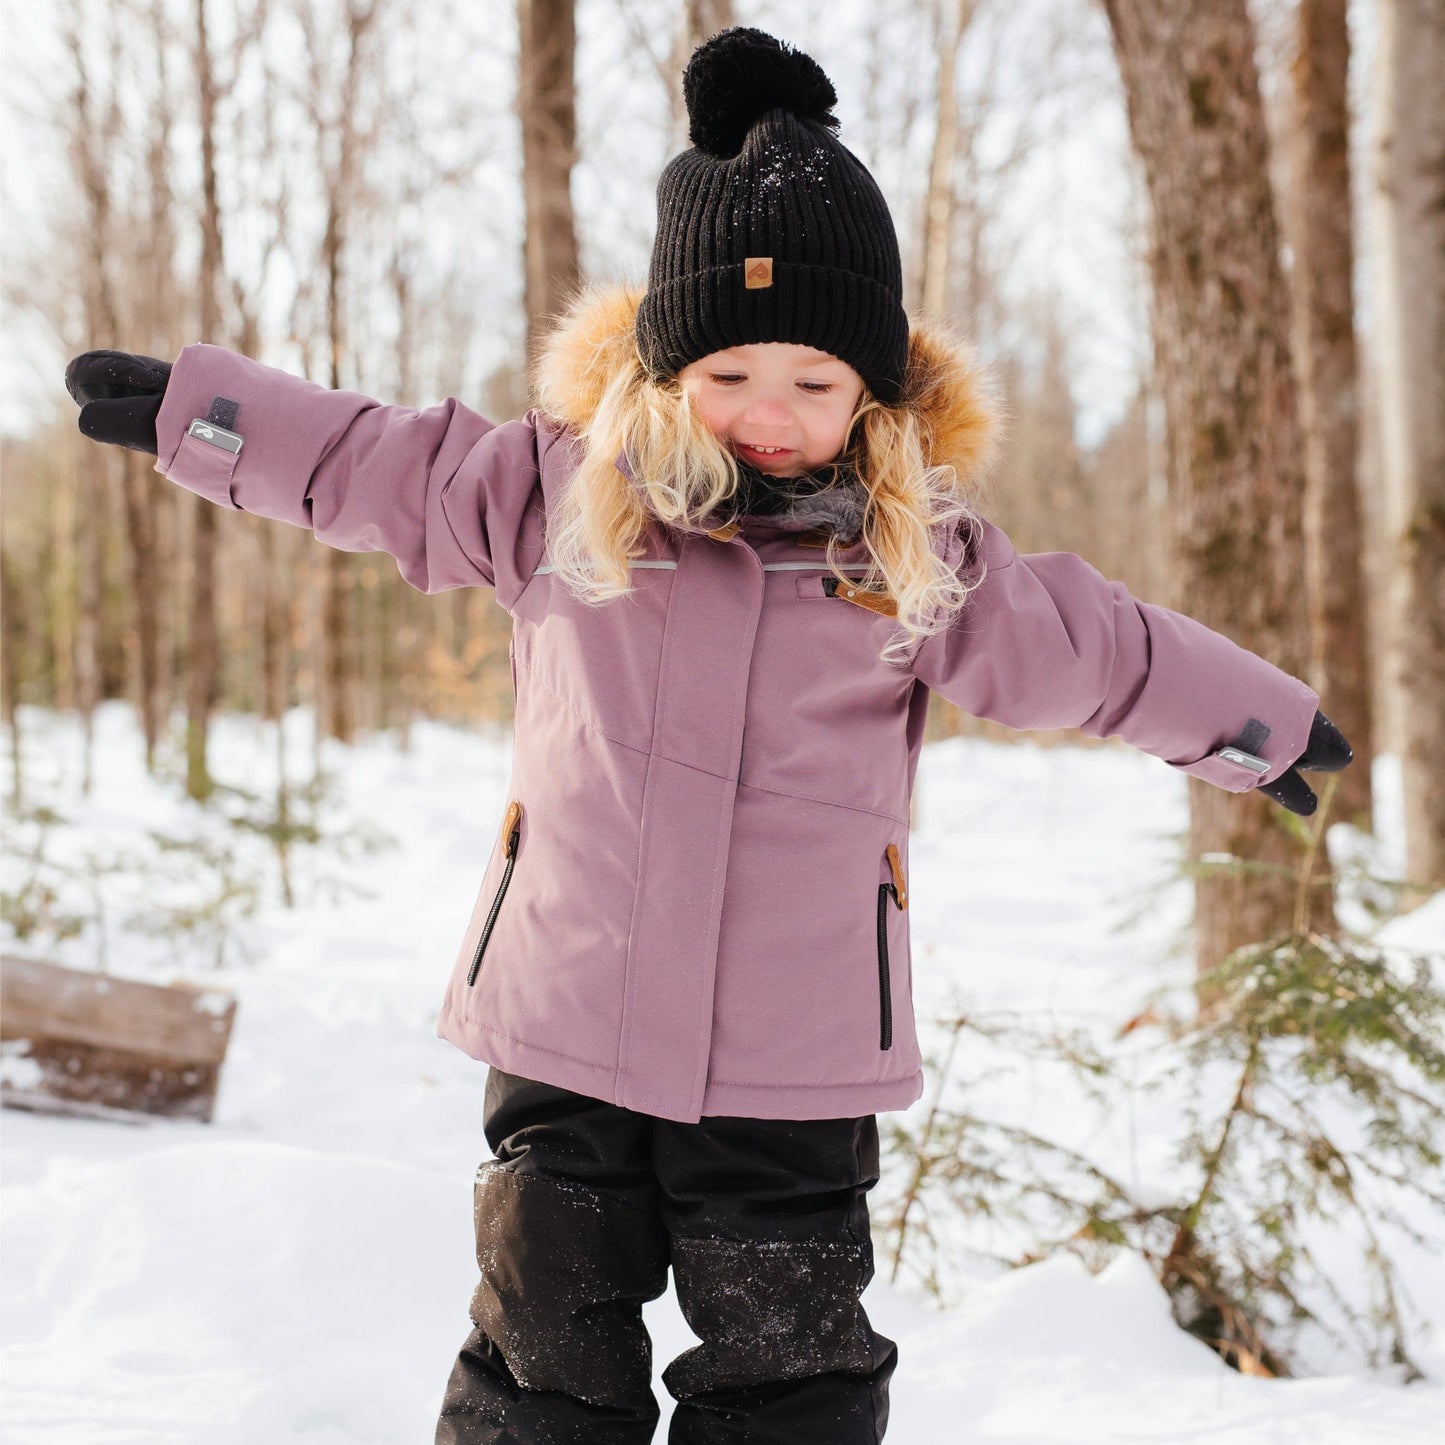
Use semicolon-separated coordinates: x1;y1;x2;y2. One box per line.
467;801;524;986
876;843;908;1051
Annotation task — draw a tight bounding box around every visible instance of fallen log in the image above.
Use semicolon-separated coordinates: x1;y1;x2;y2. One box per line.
0;954;237;1123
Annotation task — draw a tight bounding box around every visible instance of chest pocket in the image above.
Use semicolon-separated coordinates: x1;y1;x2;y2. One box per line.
794;572;898;617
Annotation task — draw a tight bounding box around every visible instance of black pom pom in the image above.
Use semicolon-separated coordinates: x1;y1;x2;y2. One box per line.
683;27;839;158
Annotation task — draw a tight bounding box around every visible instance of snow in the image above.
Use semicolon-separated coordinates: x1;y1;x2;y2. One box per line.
3;700;1442;1442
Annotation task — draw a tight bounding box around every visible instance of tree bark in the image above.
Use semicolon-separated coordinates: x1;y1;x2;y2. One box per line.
145;0;181;750
64;0;124;794
116;450;163;772
188;0;224;801
1287;0;1373;834
518;0;580;368
2;540;25;808
668;0;735;146
305;0;382;748
1372;0;1445;900
919;0;973;317
1102;0;1337;974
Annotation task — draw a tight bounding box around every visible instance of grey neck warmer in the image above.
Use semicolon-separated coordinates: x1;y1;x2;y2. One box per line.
726;456;868;540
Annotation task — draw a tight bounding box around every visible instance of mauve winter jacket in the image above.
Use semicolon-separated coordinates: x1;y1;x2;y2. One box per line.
150;286;1320;1124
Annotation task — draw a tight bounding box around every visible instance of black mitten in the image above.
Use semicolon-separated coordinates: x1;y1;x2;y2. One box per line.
64;349;173;456
1256;710;1353;817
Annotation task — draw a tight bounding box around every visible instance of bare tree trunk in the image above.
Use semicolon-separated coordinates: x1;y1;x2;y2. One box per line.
919;0;972;317
74;459;105;796
383;247;430;750
187;0;225;801
1373;0;1445;900
259;521;298;907
301;0;383;749
518;0;580;367
1287;0;1373;834
119;451;163;772
146;0;181;747
322;559;353;748
1102;0;1337;977
1;542;24;808
66;0;165;773
64;0;125;794
322;115;352;748
668;0;735;145
50;449;78;714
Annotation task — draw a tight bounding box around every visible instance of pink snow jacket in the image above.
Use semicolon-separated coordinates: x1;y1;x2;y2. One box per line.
151;286;1320;1124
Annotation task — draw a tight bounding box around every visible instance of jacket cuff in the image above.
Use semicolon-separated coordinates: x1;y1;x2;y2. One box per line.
1164;674;1320;793
153;345;251;506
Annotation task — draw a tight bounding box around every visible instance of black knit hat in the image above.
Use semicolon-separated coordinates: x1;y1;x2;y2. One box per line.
635;28;909;406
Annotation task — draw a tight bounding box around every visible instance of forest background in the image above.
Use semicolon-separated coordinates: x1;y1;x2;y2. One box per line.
2;0;1444;1396
5;0;1440;925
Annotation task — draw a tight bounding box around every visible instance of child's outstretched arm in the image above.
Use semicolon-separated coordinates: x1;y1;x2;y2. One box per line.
910;517;1347;809
65;345;550;607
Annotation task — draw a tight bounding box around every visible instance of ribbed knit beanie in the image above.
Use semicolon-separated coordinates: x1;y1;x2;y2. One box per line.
635;28;909;406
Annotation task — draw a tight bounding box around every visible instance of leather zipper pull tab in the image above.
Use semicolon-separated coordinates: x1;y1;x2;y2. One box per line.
885;843;907;910
501;800;523;856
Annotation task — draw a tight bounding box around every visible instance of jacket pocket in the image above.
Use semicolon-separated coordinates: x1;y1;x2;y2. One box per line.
875;843;908;1050
791;569;890;609
466;800;524;987
823;575;899;618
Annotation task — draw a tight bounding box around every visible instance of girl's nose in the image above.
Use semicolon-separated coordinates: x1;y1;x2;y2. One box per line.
740;394;793;428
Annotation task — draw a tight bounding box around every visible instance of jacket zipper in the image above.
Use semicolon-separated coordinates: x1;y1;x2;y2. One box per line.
876;844;908;1051
467;801;524;987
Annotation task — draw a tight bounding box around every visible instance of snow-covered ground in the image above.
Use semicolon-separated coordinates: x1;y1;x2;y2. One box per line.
3;701;1442;1443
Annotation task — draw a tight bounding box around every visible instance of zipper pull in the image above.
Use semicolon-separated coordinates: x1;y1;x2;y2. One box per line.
501;800;523;856
885;842;908;910
823;575;899;617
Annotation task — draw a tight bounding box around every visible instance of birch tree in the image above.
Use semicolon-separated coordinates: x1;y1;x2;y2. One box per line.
1371;0;1445;899
918;0;974;318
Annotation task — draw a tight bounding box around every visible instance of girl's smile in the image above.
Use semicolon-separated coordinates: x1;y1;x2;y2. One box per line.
679;343;867;477
736;443;797;465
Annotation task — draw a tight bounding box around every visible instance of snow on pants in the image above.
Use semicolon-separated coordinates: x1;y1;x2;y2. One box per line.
434;1066;898;1444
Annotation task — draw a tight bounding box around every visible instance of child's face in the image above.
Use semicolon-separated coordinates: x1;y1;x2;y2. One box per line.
679;344;866;478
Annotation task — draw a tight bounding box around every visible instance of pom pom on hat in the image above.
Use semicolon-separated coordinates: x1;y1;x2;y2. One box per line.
684;27;840;157
638;28;909;405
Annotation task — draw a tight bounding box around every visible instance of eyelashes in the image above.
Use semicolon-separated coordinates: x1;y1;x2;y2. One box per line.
706;374;835;394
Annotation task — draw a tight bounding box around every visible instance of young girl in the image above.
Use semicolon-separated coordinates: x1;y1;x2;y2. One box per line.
67;27;1351;1443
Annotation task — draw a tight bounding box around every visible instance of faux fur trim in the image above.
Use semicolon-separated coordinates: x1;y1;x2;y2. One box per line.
531;283;1002;526
763;482;866;536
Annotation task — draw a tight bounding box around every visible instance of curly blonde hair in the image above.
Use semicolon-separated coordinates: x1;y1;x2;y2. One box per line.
532;298;999;668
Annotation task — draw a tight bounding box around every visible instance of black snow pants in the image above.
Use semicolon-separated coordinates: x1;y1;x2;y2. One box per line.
434;1066;898;1444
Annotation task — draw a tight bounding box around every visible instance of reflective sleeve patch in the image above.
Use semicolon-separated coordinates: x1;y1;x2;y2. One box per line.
186;418;243;455
1214;746;1271;774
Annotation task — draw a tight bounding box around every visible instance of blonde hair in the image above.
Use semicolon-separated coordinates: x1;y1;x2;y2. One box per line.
533;327;995;668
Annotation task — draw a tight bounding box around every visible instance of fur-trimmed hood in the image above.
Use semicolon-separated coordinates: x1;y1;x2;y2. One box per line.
532;285;1002;534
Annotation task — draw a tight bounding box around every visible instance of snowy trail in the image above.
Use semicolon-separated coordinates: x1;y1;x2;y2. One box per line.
3;703;1441;1441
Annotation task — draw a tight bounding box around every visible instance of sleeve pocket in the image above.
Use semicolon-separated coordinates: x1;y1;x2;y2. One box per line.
158;430;243;508
1166;747;1276;793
